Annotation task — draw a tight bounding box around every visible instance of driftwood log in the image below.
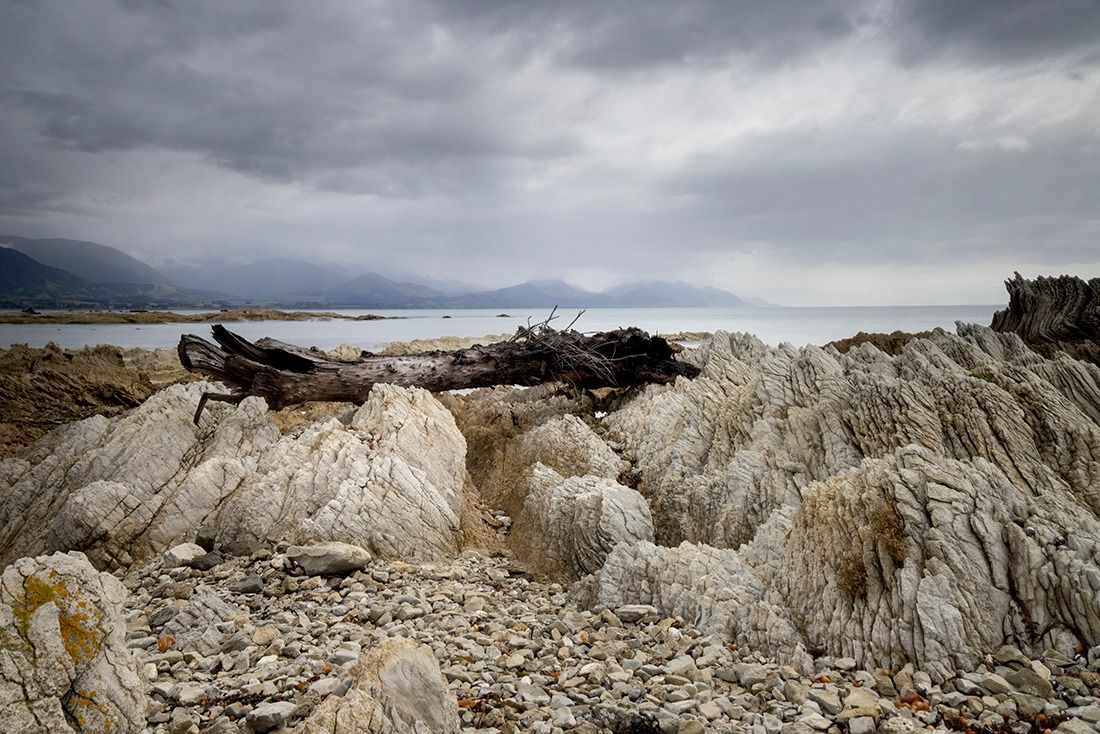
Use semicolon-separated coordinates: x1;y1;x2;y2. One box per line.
178;321;698;423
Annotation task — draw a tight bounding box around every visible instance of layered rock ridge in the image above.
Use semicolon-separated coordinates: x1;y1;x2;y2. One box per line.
596;324;1100;677
0;382;467;569
991;272;1100;364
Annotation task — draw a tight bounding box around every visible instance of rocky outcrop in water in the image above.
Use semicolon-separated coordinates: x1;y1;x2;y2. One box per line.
0;551;148;733
0;382;467;569
991;273;1100;363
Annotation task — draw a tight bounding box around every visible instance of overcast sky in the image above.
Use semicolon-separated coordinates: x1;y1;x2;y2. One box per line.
1;0;1098;305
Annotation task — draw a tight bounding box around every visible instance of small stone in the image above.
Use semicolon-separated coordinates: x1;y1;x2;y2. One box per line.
232;576;264;594
551;708;577;728
800;713;833;731
149;605;179;628
188;552;224;571
287;542;372;575
252;625;280;646
977;673;1014;695
849;716;876;734
163;543;207;568
879;717;916;734
245;701;297;732
667;655;697;676
174;683;207;705
616;604;659;623
1054;720;1094;734
309;678;341;696
809;689;842;715
698;701;722;720
734;663;770;687
845;687;880;710
1005;668;1053;698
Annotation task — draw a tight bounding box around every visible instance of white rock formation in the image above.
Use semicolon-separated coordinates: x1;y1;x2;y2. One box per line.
515;464;654;581
0;551;148;733
0;382;467;569
570;540;813;673
590;325;1100;676
295;636;459;734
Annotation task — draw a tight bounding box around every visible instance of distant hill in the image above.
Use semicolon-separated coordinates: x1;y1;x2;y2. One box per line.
0;247;222;308
443;279;601;308
322;272;447;308
0;235;762;309
0;247;87;299
162;258;350;301
2;236;173;285
605;280;748;307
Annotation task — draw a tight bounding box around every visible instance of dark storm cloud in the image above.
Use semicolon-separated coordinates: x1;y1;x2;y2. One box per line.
0;0;1097;303
892;0;1100;67
0;0;581;198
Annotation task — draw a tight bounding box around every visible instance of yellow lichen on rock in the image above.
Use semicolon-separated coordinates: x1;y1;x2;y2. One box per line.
11;573;105;666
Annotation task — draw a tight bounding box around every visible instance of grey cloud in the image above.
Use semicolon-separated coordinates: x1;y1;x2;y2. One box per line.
892;0;1100;67
1;1;580;196
433;0;872;72
657;127;1100;266
0;0;1097;302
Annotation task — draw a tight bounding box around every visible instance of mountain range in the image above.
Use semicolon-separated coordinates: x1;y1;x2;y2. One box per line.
0;235;765;309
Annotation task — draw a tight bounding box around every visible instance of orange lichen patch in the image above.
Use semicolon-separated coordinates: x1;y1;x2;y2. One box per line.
66;688;115;733
11;573;106;666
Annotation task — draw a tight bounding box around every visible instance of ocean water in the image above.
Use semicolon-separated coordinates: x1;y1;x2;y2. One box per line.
0;305;1002;352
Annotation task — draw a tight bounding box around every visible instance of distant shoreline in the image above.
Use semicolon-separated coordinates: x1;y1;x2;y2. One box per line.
0;308;389;325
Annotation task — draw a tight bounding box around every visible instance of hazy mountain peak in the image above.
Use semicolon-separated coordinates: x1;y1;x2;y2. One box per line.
3;236;173;286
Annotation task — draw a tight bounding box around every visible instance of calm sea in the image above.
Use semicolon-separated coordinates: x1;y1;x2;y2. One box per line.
0;305;1001;352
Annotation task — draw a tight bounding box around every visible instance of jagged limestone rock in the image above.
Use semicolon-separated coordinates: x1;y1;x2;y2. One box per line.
515;464;653;581
439;387;608;516
0;551;148;733
295;637;459;734
597;324;1100;675
778;445;1100;681
217;384;465;559
991;273;1100;345
571;540;813;673
0;382;467;569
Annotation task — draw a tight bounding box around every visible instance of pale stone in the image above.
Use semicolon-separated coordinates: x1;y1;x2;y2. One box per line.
286;542;372;575
294;637;459;734
0;551;148;733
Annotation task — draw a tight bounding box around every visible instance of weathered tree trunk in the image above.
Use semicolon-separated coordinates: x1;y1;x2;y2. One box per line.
178;324;698;422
